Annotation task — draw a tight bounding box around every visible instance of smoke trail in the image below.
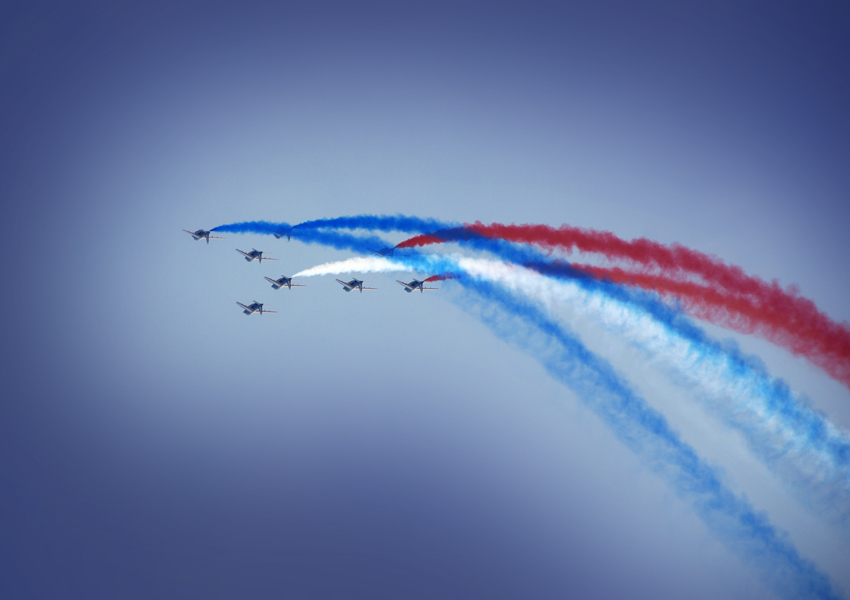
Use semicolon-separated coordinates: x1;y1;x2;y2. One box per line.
394;221;850;390
299;253;850;521
212;220;293;235
384;232;850;480
215;217;850;513
424;273;458;282
216;215;850;390
294;256;403;278
464;258;850;517
212;218;849;593
395;239;850;483
292;244;846;598
291;214;452;235
396;231;480;249
463;220;803;300
293;254;462;280
211;220;396;255
453;277;841;600
573;264;850;388
297;217;850;392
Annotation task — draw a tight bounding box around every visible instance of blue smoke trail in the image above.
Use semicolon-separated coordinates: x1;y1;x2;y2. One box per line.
453;277;840;600
290;228;394;255
291;214;454;235
212;220;395;255
212;220;293;236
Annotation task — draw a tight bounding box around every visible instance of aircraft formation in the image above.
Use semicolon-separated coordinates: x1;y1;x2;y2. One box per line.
184;227;438;315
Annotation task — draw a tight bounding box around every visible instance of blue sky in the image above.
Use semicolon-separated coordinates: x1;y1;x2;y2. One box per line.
1;2;849;598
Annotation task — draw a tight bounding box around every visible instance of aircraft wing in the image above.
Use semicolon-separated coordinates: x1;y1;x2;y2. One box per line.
361;286;377;290
236;302;251;311
423;287;439;290
396;280;413;290
261;257;277;261
336;279;352;290
261;310;277;313
235;249;251;258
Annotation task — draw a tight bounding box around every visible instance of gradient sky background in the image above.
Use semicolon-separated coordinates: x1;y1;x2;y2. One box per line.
1;2;849;598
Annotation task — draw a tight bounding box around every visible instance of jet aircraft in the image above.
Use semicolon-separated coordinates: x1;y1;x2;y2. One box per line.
183;229;224;244
236;248;277;263
396;279;439;293
264;226;294;241
237;301;277;315
336;278;376;292
369;246;395;257
265;276;305;290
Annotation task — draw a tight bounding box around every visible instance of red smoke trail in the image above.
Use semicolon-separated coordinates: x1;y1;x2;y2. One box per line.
573;264;850;389
467;221;787;297
397;234;443;249
424;274;457;282
396;223;850;389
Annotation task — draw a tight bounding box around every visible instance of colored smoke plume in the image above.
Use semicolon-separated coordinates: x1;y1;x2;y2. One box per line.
424;274;458;282
394;221;850;391
572;264;850;390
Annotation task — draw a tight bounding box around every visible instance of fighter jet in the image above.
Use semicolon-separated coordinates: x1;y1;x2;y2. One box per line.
336;278;376;292
236;248;277;263
396;279;439;293
236;301;277;315
368;246;395;257
183;229;224;244
264;276;305;290
264;226;294;241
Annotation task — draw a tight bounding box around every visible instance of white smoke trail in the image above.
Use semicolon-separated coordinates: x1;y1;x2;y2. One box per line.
293;256;405;278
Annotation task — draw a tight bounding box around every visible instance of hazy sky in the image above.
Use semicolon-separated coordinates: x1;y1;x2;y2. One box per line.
1;2;849;598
